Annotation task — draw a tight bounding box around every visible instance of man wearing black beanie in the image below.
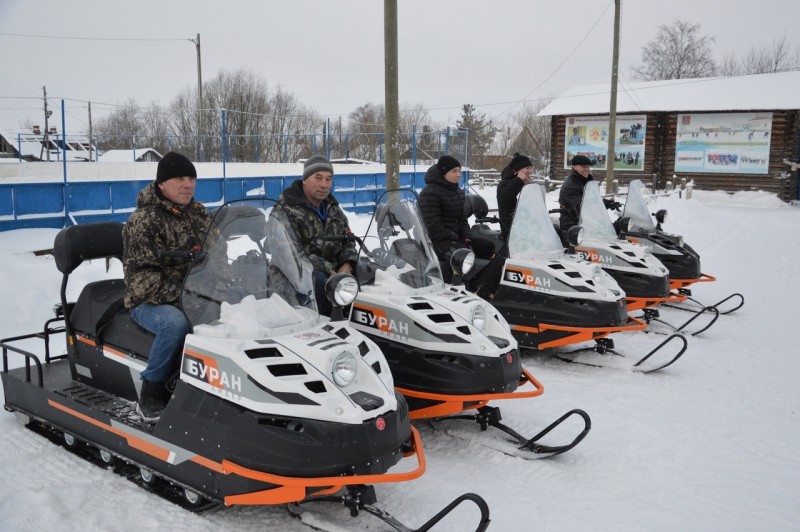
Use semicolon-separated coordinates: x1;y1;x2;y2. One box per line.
122;151;211;421
558;154;595;234
496;152;534;241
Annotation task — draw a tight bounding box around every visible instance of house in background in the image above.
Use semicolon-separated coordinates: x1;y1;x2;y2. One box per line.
538;71;800;201
98;148;162;163
0;126;99;162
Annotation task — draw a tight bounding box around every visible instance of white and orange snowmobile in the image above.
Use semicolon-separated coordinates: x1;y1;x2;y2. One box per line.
340;189;590;458
466;184;687;372
617;179;744;316
0;199;490;531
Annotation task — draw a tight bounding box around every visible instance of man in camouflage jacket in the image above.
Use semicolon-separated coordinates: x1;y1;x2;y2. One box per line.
274;155;357;315
123;151;212;421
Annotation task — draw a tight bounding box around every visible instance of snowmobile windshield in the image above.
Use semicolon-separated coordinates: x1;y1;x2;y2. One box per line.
508;183;566;260
579;181;619;241
355;189;445;295
181;199;320;338
622;180;656;232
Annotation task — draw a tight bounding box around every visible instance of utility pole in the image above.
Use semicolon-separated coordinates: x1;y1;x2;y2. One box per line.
605;0;621;189
88;101;94;162
191;33;203;161
42;86;52;162
384;0;400;190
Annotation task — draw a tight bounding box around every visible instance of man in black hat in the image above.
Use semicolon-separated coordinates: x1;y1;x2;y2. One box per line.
496;152;534;241
558;154;595;233
123;151;212;421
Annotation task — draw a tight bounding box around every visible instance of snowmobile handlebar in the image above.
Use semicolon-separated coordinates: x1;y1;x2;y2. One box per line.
474;216;499;224
157;249;204;262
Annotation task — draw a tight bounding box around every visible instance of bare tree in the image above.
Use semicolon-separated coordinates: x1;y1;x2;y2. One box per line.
347;103;385;161
717;51;742;77
95;98;144;151
739;34;798;74
632;20;716;81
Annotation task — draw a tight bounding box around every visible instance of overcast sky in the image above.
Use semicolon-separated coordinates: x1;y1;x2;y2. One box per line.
1;0;798;131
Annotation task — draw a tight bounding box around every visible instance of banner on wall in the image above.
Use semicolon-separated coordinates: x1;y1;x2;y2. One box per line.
674;112;772;174
564;115;647;171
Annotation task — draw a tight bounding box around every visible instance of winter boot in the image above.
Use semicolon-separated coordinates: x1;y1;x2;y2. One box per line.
137;380;169;422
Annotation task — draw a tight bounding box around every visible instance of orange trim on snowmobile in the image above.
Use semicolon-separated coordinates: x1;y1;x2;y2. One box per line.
395;368;544;420
48;397;424;506
76;335;96;347
625;292;687;311
48;400;173;462
220;425;427;506
669;273;716;290
511;317;647;349
76;335;131;362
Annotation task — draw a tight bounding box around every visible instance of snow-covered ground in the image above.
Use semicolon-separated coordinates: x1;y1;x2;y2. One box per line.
1;185;799;531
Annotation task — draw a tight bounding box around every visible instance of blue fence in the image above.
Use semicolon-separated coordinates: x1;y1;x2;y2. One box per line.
0;170;444;231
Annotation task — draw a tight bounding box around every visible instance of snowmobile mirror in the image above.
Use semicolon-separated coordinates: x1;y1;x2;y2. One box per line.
326;273;359;308
654;209;668;225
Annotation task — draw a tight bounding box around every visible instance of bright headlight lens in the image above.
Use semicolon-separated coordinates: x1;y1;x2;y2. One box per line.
332;351;358;387
333;276;359;306
471;304;487;331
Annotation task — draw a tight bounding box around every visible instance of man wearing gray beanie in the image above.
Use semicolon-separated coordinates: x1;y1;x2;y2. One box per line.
275;155;357;316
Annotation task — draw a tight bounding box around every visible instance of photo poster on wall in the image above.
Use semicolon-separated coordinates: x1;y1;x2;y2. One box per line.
564;115;647;171
674;112;772;174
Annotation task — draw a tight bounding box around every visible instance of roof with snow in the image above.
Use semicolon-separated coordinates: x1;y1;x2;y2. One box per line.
538;71;800;116
98;148;162;162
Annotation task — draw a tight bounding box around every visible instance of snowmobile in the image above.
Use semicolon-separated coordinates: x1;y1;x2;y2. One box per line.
342;189;590;458
465;184;687;373
569;181;719;336
0;199;490;531
616;179;744;316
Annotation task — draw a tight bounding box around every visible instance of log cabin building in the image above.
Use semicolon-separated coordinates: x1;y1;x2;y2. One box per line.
538;71;800;201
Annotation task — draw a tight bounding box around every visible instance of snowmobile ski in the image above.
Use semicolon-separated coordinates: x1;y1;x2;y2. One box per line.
637;304;720;336
287;486;491;532
664;288;745;316
556;333;688;373
432;406;591;459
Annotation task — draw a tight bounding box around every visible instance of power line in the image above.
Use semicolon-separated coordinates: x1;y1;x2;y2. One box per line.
0;31;188;43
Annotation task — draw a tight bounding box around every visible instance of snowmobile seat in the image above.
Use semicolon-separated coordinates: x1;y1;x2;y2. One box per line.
70;279;155;358
464;194;489;219
53;221;155;358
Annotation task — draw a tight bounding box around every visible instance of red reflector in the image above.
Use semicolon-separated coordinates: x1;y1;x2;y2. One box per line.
375;417;386;431
506;353;513;364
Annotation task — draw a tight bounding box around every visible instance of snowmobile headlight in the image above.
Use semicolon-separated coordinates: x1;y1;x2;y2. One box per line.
326;273;359;307
332;351;358;387
471;304;487;331
450;248;475;275
567;226;584;246
643;245;653;257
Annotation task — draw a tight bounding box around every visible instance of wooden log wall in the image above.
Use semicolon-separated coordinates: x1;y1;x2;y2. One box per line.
549;111;800;201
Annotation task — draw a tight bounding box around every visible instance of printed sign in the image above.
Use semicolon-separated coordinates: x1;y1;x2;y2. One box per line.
674;112;772;174
564;115;647;171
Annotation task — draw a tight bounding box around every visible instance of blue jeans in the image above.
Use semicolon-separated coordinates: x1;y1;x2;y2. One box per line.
130;303;191;383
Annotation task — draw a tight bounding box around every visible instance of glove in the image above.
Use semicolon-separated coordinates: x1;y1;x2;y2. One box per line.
603;198;621;210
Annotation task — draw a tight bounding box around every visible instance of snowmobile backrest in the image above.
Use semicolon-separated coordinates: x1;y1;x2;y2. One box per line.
53;222;124;275
464;194;489;219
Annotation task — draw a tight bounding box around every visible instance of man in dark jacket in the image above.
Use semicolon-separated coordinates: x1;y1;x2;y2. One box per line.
496;152;534;240
418;155;471;282
275;155;358;316
123;151;212;421
558;154;595;233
